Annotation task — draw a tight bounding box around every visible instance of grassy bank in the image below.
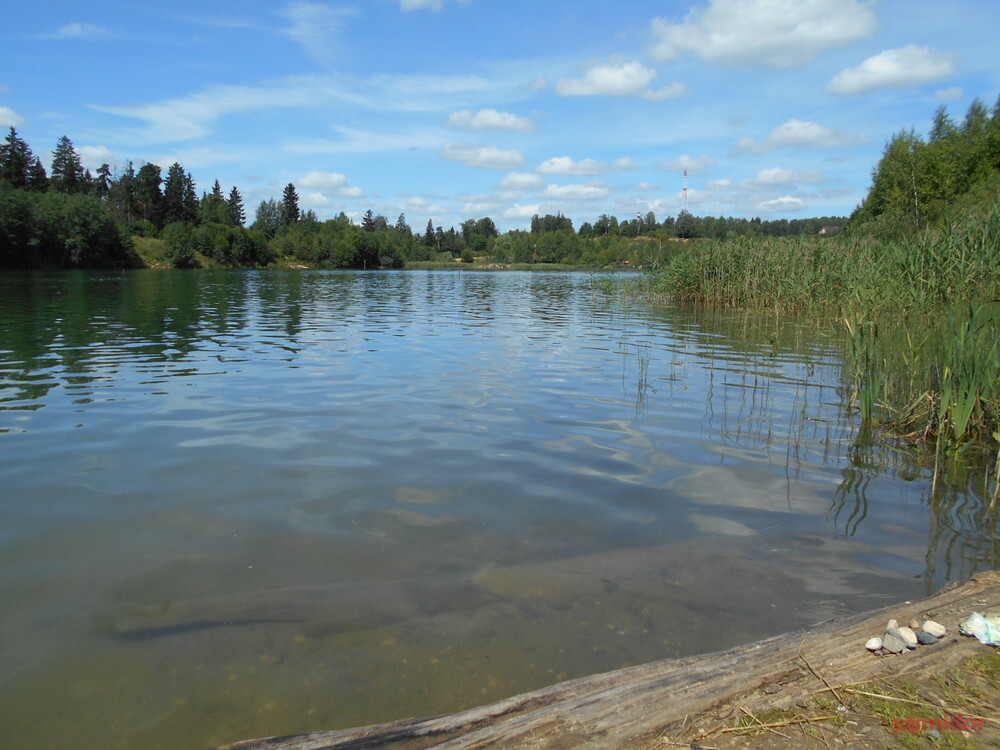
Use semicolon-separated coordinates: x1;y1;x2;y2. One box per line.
639;203;1000;492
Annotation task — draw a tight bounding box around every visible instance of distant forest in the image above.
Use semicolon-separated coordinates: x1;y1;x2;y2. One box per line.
1;93;998;270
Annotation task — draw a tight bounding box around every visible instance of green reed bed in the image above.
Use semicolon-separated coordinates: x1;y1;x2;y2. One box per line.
641;204;1000;498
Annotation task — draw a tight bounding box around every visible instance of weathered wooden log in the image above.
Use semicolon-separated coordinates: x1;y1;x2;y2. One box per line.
214;570;1000;750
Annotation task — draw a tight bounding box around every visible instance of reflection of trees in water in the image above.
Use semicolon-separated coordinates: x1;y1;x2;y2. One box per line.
925;465;999;587
832;433;999;591
655;306;998;588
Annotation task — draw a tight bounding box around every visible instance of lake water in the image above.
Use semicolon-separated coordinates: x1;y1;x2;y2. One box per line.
0;270;995;749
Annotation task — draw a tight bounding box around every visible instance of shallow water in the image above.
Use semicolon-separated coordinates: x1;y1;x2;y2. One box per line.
0;269;994;749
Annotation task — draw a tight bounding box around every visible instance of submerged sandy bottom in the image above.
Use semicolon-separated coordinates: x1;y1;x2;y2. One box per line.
0;526;920;750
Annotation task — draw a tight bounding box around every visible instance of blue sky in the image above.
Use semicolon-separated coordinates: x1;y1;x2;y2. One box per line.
2;0;997;231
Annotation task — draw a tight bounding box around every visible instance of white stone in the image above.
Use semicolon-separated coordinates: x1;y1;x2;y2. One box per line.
922;619;947;638
865;637;883;652
896;626;919;649
887;619;898;629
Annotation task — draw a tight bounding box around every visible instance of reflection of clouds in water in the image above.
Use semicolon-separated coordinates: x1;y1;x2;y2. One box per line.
669;464;835;515
688;512;757;537
176;415;315;450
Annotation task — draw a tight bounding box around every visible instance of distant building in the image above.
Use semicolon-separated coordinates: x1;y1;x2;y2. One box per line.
818;225;842;235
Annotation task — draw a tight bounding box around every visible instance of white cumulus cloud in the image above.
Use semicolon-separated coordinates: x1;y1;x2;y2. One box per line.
649;0;876;68
756;195;807;212
301;192;333;208
642;83;688;101
448;108;535;132
753;167;824;184
738;119;863;152
536;156;609;176
78;145;114;170
442;143;525;169
657;154;717;171
0;106;26;128
504;204;541;219
299;171;349;189
556;59;677;99
542;183;611;201
496;172;547;191
827;46;957;95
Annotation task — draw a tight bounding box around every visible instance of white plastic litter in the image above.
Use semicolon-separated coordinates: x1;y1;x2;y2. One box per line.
959;612;1000;646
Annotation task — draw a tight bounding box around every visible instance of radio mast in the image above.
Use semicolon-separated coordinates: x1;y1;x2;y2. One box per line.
682;169;689;214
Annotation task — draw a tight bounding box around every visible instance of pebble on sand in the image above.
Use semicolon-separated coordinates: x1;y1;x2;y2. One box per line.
922;619;947;638
896;626;919;649
882;631;908;654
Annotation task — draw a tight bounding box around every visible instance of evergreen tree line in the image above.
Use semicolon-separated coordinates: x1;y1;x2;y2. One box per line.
0;131;136;268
849;95;1000;233
12;95;999;272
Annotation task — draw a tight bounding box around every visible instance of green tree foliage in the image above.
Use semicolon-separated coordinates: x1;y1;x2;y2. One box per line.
199;180;230;225
163;162;199;225
162;221;198;268
0;127;36;188
134;163;164;228
592;214;619;236
49;135;85;193
26;157;48;191
675;210;697;239
460;216;498;253
228;186;246;226
281;183;300;225
0;187;36;265
530;213;573;234
850;96;1000;232
0;187;135;269
94;164;112;199
252;199;282;239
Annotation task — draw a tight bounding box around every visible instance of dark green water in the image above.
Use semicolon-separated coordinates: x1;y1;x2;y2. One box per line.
0;270;995;749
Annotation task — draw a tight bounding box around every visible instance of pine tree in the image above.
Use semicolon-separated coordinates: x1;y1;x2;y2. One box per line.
95;164;112;199
361;209;376;232
50;135;85;193
280;183;300;225
182;170;199;222
26;157;48;191
164;162;190;225
0;127;35;188
109;161;137;225
135;163;164;227
199;181;230;225
228;186;245;226
423;219;435;247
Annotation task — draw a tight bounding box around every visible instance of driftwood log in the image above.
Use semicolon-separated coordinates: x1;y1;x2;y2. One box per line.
216;570;1000;750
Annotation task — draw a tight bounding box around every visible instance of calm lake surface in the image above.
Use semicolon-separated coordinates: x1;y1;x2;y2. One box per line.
0;270;995;749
